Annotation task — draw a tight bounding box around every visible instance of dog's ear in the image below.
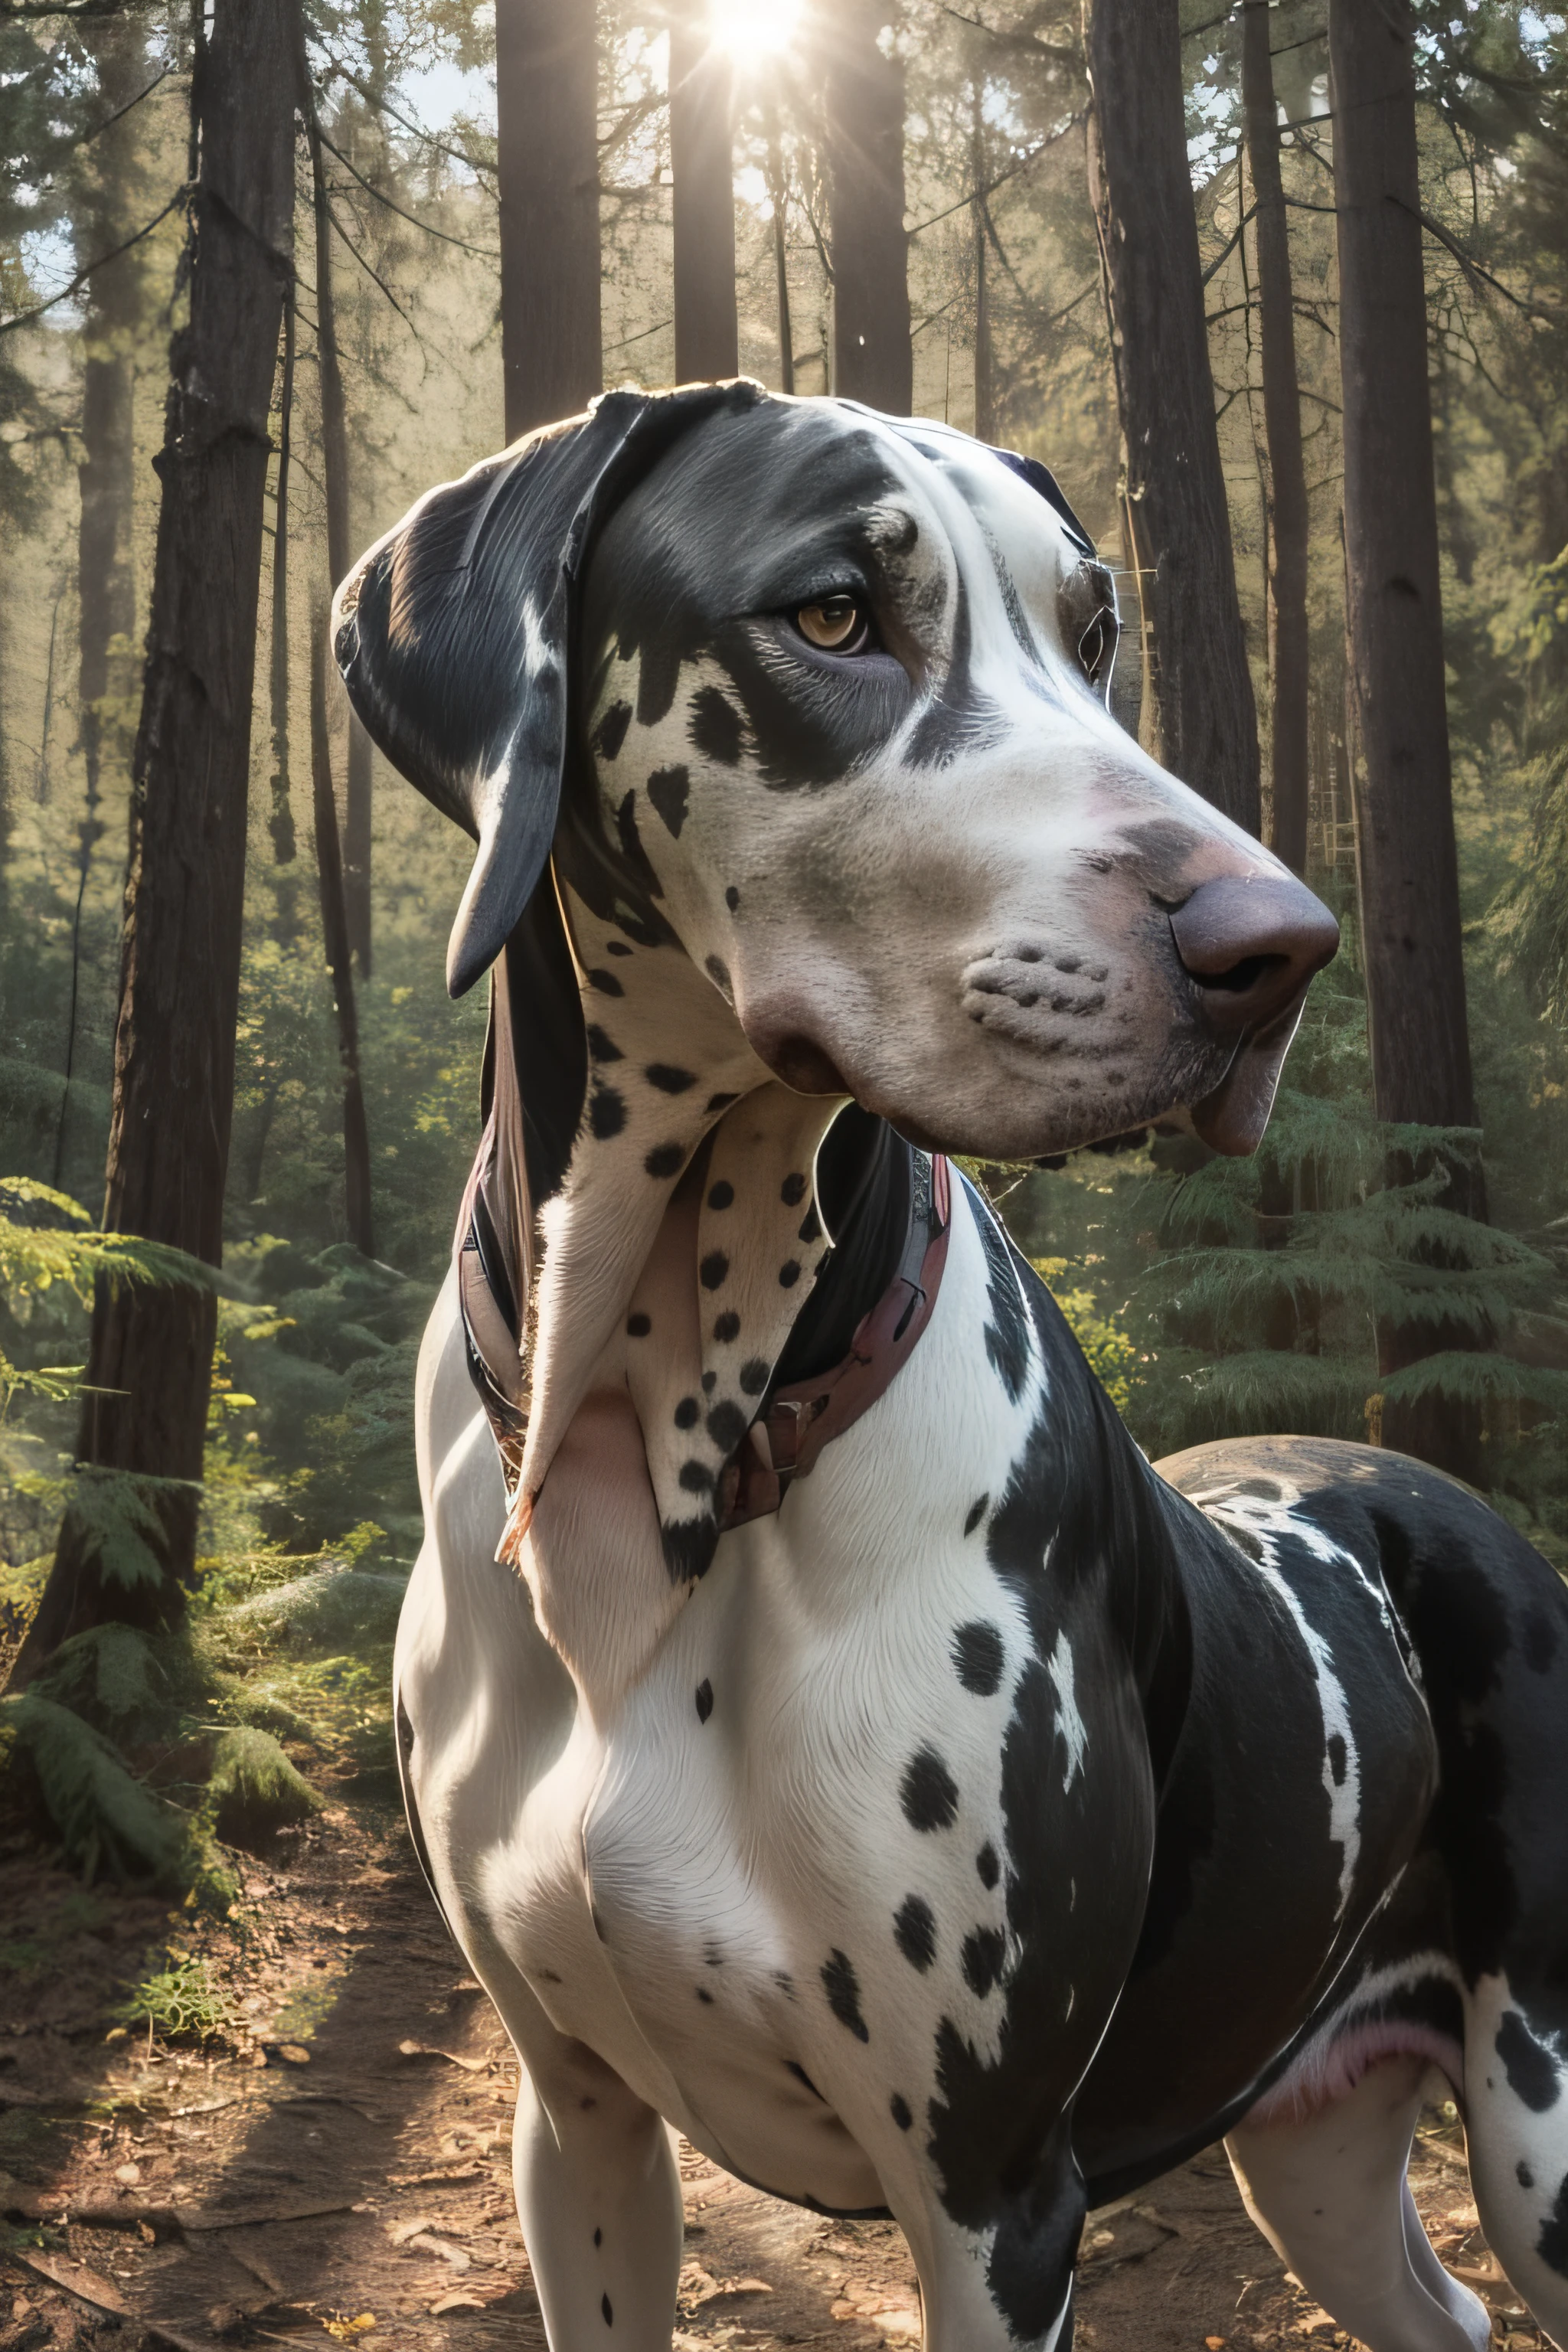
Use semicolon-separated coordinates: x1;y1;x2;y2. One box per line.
332;381;762;997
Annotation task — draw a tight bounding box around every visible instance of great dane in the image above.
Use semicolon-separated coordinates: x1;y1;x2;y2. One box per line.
334;382;1568;2352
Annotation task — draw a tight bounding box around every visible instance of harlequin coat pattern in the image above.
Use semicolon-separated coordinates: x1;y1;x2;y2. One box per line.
334;384;1568;2352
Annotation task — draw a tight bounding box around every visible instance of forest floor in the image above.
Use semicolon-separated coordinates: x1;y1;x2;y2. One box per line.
0;1784;1550;2352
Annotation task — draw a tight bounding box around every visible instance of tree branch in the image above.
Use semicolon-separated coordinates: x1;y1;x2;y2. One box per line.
0;186;186;335
315;126;498;258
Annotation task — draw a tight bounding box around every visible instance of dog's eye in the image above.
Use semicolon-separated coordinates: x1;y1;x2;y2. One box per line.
1076;606;1119;689
795;595;869;653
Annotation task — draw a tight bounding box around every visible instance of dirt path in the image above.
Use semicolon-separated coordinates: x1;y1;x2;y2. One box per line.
0;1798;1549;2352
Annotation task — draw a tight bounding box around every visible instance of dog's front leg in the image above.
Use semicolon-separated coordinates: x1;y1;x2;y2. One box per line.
511;2034;683;2352
877;2110;1083;2352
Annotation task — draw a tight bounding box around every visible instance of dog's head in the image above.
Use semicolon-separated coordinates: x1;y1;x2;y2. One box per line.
335;384;1335;1167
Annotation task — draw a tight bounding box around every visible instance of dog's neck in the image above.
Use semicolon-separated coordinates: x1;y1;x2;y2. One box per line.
500;884;849;1714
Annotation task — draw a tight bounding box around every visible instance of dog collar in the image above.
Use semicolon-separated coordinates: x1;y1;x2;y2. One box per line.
718;1152;952;1533
456;1145;952;1533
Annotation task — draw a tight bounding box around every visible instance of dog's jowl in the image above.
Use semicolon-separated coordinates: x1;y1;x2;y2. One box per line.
335;385;1568;2352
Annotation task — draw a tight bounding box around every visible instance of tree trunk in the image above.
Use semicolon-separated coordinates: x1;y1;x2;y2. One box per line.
305;86;375;978
1083;0;1261;834
496;0;602;438
1328;0;1488;1481
822;1;912;413
56;15;146;1186
1243;0;1310;876
971;85;993;442
670;0;738;381
766;113;795;396
15;0;296;1681
309;596;374;1258
268;283;298;885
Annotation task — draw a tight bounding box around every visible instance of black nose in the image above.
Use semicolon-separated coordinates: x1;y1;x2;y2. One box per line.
1170;874;1339;1035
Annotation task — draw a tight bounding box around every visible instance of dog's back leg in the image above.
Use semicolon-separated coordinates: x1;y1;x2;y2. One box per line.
1459;1975;1568;2349
1225;2053;1490;2352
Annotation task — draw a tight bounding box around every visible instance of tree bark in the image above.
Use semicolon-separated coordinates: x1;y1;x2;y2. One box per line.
18;0;296;1677
822;0;912;413
1329;0;1488;1480
304;86;375;977
309;597;374;1258
1083;0;1261;834
268;283;297;877
1243;0;1310;875
766;113;794;395
670;0;738;381
496;0;602;438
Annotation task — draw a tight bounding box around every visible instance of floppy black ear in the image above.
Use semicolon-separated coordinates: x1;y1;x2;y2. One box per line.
332;381;763;996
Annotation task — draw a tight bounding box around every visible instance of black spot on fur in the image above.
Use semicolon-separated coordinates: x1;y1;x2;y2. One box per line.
675;1396;699;1430
701;1251;730;1289
786;2060;824;2098
901;1746;959;1832
662;1518;719;1583
779;1259;802;1288
1522;1605;1558;1674
593;700;632;762
708;1179;735;1210
1520;2161;1535;2189
890;2092;913;2132
798;1203;822;1244
707;1091;740;1114
781;1171;807;1206
707;1400;747;1452
1539;2172;1568;2278
893;1894;936;1971
691;682;744;766
976;1843;999;1889
975;1199;1029;1403
602;2293;614;2325
586;1024;623;1063
714;1310;740;1342
647;765;690;837
740;1357;769;1395
706;953;731;992
647;1063;696;1093
586;967;625;997
606;939;633;956
695;1984;712;2004
645;1142;684;1178
627;1312;652;1338
952;1621;1005;1696
704;1941;724;1968
680;1459;716;1494
725;884;740;911
701;1369;716;1392
589;1087;626;1140
1497;2010;1561;2113
695;1678;714;1722
822;1949;869;2041
593;2226;603;2247
964;1494;988;1536
962;1924;1007;1997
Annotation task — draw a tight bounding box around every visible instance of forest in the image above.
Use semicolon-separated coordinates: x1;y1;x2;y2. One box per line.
0;0;1565;2346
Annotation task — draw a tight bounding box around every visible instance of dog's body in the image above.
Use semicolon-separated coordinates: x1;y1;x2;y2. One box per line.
335;386;1568;2352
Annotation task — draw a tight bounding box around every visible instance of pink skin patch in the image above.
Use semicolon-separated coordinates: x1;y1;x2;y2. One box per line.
1246;2019;1465;2128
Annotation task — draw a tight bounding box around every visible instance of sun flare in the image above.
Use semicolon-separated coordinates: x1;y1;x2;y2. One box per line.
708;0;805;62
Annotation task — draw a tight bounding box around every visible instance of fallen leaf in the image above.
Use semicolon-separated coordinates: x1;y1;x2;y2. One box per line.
404;2233;471;2273
1207;2338;1227;2348
430;2293;486;2315
14;2251;129;2318
397;2038;486;2073
276;2044;312;2066
115;2162;142;2185
389;2217;437;2246
322;2314;377;2341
